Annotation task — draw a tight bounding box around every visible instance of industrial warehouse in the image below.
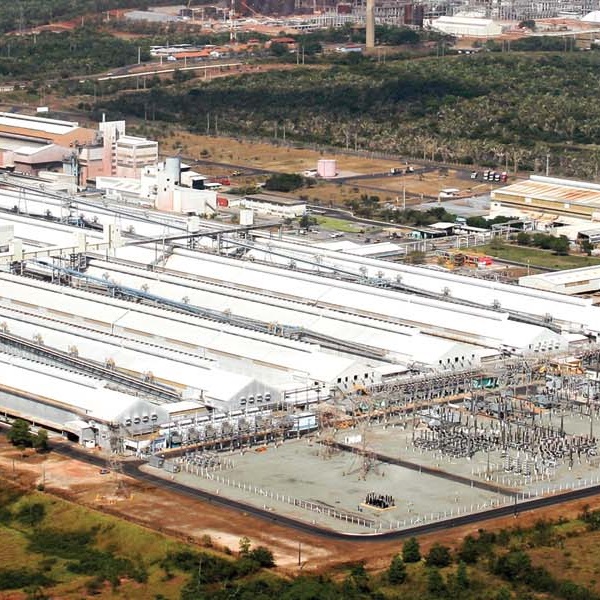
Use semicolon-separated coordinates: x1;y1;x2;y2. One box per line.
2;166;600;533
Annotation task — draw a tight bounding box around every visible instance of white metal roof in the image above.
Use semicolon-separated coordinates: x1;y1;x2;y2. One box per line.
0;272;372;385
0;353;150;423
164;251;563;350
86;260;495;367
221;234;599;336
0;112;79;135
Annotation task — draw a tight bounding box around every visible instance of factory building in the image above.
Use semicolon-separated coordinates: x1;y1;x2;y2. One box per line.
491;175;600;221
97;157;217;215
2;180;600;445
84;258;499;370
519;265;600;296
429;16;505;36
0;271;378;393
229;193;307;218
115;135;159;179
0;354;170;449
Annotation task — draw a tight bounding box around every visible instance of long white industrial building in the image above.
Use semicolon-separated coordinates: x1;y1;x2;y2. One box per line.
0;178;598;447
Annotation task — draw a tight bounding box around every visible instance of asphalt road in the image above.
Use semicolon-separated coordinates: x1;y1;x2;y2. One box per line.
51;441;600;543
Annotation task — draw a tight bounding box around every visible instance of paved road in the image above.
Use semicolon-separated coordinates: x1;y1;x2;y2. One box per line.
51;441;600;543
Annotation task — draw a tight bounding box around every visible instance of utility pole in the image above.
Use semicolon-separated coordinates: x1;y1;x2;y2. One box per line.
545;152;550;177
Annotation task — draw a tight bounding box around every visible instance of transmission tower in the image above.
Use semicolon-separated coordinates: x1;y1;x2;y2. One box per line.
106;424;130;499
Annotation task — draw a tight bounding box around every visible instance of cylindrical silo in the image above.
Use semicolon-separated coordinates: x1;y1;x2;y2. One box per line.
165;156;181;185
317;159;337;178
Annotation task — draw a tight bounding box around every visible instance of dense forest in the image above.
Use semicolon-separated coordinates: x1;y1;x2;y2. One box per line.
0;29;145;80
98;51;600;179
0;0;179;33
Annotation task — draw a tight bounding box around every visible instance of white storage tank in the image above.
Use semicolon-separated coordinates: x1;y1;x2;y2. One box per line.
240;208;254;226
165;156;181;185
317;159;337;178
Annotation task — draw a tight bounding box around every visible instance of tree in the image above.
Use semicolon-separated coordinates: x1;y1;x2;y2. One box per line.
270;42;290;57
551;235;570;255
349;563;370;593
516;232;531;246
457;535;480;564
426;543;452;568
8;419;32;448
238;536;251;556
248;546;275;568
402;537;421;563
518;19;536;30
427;567;446;596
581;239;594;256
264;173;304;193
455;561;469;589
33;429;49;452
299;213;317;230
493;549;531;580
387;554;407;584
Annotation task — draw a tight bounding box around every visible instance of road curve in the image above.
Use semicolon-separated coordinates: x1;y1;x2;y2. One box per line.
52;442;600;543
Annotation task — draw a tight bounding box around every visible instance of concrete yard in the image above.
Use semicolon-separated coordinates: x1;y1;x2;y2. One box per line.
351;411;600;497
145;405;600;535
147;437;506;534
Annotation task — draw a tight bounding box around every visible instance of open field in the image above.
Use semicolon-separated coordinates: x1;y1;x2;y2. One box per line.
151;129;494;207
158;131;405;175
0;475;199;599
480;243;600;270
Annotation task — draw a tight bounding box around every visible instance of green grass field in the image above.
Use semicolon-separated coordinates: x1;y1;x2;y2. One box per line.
0;485;208;599
315;216;365;233
480;243;600;271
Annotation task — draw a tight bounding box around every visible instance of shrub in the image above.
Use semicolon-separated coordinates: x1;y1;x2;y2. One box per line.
402;537;421;563
16;503;45;527
0;569;52;590
388;554;407;584
248;546;275;568
426;544;452;568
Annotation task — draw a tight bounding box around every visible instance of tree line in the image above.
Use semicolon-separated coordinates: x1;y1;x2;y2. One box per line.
98;51;600;180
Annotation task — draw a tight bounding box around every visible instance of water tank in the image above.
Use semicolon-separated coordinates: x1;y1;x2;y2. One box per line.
240;208;254;226
317;159;337;178
165;156;181;185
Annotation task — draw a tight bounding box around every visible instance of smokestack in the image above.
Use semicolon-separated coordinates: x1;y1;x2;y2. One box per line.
366;0;375;49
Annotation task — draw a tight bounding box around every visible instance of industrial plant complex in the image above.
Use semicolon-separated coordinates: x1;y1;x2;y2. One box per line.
3;111;600;533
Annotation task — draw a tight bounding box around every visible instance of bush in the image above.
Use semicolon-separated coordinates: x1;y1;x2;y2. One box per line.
425;543;452;568
493;549;531;580
264;173;305;192
16;503;45;527
402;537;421;563
388;554;407;584
426;567;446;596
0;569;52;591
248;546;275;568
458;535;480;564
8;419;32;448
